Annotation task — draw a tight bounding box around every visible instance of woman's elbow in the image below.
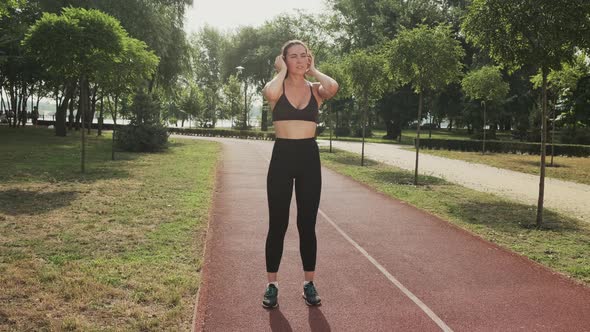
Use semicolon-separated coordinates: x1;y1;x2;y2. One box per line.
328;82;339;99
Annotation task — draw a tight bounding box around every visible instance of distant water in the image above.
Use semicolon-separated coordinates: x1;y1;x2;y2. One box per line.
30;111;259;128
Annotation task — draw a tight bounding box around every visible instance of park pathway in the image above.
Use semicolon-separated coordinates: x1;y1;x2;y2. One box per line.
179;136;590;332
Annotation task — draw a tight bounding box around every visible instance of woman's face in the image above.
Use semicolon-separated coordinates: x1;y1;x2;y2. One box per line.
284;44;309;76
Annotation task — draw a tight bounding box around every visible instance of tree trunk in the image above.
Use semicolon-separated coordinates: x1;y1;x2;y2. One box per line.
329;102;333;152
428;111;432;138
361;96;367;166
10;84;16;127
482;101;486;155
536;69;548;227
98;95;104;136
75;96;82;131
68;96;75;131
243;83;248;129
550;96;557;166
88;85;97;134
55;86;69;137
111;95;119;161
261;98;268;131
414;92;423;185
80;76;88;173
16;83;24;127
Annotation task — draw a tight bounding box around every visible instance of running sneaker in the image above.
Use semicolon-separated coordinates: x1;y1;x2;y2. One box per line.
302;281;322;306
262;284;279;308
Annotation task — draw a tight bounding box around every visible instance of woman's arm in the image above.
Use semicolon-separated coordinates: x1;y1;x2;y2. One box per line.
309;69;339;100
262;55;288;102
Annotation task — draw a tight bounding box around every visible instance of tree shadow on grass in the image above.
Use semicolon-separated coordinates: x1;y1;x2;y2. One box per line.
515;159;570;169
0;188;78;216
1;142;141;184
368;169;448;186
320;147;380;167
455;200;585;233
166;141;185;149
320;146;447;186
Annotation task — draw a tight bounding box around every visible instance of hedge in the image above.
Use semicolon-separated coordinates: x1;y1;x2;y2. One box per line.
169;126;326;140
416;138;590;157
168;127;276;140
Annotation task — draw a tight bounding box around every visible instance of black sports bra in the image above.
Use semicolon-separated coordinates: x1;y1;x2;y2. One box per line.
271;81;319;123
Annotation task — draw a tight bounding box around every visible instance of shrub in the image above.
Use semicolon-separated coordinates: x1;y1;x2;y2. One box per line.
114;90;169;152
316;125;326;136
418;138;590;157
115;124;169;152
334;127;351;136
353;127;373;137
560;127;590;145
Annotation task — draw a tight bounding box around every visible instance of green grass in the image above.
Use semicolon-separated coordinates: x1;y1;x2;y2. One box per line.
0;126;221;331
318;146;590;286
401;147;590;185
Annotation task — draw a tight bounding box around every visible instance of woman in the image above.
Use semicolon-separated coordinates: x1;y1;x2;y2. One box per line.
261;40;339;308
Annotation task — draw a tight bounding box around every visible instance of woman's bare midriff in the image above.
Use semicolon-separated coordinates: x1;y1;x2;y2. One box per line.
273;120;317;139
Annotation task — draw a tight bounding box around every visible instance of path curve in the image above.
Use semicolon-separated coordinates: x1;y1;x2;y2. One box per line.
317;139;590;222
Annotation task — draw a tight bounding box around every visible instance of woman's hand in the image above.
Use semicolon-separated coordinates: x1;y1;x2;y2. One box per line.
274;55;287;73
306;52;318;77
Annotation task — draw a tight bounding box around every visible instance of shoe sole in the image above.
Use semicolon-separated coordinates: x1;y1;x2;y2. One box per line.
302;293;322;306
262;302;279;309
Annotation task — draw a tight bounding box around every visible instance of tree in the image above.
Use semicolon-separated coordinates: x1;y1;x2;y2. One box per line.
387;24;464;184
97;36;158;160
344;49;388;166
23;7;126;173
461;65;509;154
0;0;25;18
0;2;44;129
23;7;126;135
530;52;590;163
462;0;590;227
318;59;351;152
96;0;192;96
221;74;242;128
190;25;227;127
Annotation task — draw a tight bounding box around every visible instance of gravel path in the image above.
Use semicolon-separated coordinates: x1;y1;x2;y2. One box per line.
317;139;590;223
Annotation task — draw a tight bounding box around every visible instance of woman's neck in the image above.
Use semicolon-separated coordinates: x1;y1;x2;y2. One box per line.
285;74;306;87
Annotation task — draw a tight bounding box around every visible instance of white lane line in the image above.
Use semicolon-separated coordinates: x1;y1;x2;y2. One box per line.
318;208;453;332
255;142;453;332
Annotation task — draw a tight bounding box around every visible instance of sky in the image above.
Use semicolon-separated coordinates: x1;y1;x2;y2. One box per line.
183;0;330;35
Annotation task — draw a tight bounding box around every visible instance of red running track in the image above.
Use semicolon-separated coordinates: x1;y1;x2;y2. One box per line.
190;137;590;332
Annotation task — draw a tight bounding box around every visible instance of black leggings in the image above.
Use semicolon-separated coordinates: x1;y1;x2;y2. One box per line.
266;137;322;273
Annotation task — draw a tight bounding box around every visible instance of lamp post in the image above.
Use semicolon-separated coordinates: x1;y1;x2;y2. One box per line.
235;66;247;129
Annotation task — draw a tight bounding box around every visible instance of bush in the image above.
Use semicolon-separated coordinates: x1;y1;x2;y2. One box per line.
353;127;373;137
406;123;439;130
168;127;275;140
469;130;497;140
115;124;169;152
334;127;351;136
114;90;169;152
316;125;326;136
560;127;590;145
417;138;590;157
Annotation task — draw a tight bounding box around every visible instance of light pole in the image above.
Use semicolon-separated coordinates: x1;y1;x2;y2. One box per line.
235;66;247;129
